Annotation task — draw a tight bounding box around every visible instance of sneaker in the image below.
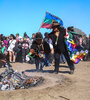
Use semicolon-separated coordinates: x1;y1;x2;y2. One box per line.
36;69;40;72
53;71;58;74
10;61;12;63
54;72;58;74
70;70;74;74
13;61;15;63
40;69;43;72
45;64;51;67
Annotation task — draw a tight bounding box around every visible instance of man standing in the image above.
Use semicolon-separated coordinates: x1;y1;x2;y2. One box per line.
48;21;75;74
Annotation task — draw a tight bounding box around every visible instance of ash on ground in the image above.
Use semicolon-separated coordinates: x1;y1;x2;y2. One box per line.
0;63;44;91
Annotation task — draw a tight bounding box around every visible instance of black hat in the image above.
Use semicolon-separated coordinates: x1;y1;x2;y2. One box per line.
44;32;48;36
51;20;60;28
10;34;16;39
35;32;43;39
67;26;74;32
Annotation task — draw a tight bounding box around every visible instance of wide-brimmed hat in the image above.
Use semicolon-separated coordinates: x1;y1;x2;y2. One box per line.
51;20;60;28
35;32;43;39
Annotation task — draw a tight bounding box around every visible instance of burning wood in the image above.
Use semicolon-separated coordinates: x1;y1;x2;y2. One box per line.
0;63;44;90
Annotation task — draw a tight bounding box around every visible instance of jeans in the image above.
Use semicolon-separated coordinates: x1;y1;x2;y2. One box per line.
35;54;50;71
60;53;66;63
35;56;44;71
22;48;29;62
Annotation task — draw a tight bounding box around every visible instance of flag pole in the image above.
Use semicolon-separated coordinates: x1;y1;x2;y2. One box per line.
38;11;47;32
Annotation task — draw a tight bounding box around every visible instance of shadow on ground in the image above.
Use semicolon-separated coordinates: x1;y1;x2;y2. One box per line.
24;65;70;74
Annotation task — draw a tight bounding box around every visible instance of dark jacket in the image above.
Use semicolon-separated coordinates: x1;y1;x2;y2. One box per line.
31;40;51;55
48;27;67;53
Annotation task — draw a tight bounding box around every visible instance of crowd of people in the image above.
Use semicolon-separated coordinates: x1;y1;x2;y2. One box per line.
0;22;90;74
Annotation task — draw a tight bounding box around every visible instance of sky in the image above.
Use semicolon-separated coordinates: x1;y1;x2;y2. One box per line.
0;0;90;37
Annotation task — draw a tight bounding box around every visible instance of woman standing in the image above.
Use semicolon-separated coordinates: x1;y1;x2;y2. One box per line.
8;34;16;63
21;33;30;63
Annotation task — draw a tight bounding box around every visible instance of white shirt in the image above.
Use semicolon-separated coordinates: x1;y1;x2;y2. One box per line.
8;39;16;51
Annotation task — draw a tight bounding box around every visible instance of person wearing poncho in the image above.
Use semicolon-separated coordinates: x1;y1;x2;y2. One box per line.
48;21;75;74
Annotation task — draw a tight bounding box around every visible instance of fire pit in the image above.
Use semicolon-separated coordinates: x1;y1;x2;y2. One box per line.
0;63;44;91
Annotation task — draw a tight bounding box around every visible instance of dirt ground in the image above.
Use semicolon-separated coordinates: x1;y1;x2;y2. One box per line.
0;61;90;100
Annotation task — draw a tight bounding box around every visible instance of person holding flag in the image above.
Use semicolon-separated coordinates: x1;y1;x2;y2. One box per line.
48;21;75;74
40;11;75;74
39;11;88;74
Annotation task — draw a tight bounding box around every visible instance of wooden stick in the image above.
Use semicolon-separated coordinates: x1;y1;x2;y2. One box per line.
38;11;47;32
